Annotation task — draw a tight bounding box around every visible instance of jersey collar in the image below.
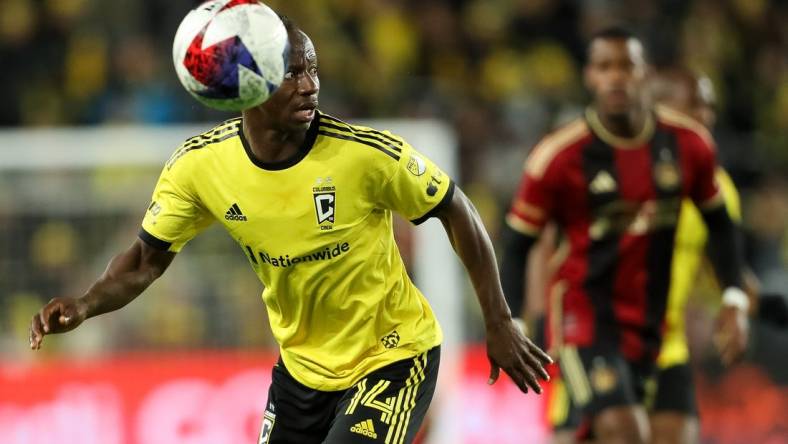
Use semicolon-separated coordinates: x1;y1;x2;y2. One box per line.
585;107;655;149
240;111;321;171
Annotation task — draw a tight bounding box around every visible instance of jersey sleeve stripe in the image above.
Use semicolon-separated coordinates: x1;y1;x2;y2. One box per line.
138;228;173;251
320;114;403;147
655;105;715;147
505;213;541;236
318;130;400;160
181;119;241;148
319;121;403;153
525;119;589;179
512;199;546;221
410;180;455;225
167;125;241;169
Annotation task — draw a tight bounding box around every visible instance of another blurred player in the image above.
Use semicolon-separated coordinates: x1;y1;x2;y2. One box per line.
648;66;758;444
30;15;551;444
501;27;750;443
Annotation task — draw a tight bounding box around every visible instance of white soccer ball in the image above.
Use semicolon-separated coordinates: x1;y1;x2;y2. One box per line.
172;0;289;112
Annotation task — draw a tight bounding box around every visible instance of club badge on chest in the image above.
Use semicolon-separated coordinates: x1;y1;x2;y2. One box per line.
313;177;336;231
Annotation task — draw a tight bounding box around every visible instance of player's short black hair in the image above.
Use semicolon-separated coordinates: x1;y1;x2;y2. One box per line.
586;25;647;63
278;14;297;33
590;25;637;42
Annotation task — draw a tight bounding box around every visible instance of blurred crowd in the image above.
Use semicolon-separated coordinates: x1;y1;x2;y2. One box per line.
1;0;787;164
1;1;787;354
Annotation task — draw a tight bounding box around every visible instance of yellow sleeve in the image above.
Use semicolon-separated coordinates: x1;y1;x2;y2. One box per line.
140;158;214;252
377;140;455;224
715;168;741;223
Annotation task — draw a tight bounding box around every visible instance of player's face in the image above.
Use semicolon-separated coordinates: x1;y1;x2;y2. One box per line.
585;38;647;117
261;30;319;131
656;76;717;128
693;77;717;128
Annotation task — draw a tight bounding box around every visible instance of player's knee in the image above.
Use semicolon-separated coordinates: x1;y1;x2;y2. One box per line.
651;413;699;444
593;406;649;444
551;430;577;444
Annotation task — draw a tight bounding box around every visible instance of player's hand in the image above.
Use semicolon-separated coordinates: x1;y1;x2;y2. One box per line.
29;296;88;350
485;318;552;394
714;305;749;366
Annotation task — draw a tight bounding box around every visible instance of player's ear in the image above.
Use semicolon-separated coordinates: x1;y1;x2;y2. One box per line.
639;63;654;82
582;63;595;93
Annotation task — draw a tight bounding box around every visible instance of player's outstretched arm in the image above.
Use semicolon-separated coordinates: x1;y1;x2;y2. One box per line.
435;186;552;394
29;238;175;350
499;224;539;333
701;204;749;364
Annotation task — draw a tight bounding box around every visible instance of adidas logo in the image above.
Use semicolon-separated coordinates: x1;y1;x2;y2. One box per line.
225;203;248;221
589;170;617;194
350;419;378;439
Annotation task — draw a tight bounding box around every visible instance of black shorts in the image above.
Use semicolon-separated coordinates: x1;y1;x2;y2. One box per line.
652;363;697;416
258;346;440;444
551;345;655;435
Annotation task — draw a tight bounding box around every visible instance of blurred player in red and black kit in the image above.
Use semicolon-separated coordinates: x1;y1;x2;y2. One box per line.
500;27;750;443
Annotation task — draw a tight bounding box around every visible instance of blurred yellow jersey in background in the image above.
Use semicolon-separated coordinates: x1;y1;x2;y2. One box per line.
658;168;741;368
141;113;453;390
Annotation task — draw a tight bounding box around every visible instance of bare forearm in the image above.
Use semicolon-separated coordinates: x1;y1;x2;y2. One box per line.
82;267;155;318
81;240;170;318
439;189;510;328
30;238;174;349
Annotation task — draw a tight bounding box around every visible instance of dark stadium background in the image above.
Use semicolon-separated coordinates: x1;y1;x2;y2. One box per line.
1;1;786;443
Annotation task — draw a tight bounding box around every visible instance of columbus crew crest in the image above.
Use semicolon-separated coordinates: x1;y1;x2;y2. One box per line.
313;177;336;230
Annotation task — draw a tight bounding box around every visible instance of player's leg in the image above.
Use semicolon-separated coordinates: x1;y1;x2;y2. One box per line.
548;376;584;444
258;360;341;444
558;346;651;444
324;346;440;444
593;405;649;444
650;364;699;444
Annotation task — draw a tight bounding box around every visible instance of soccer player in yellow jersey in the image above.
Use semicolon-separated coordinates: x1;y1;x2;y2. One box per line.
648;67;755;444
28;15;551;444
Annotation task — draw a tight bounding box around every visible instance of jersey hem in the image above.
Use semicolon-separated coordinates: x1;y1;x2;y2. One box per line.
411;180;455;225
281;338;443;391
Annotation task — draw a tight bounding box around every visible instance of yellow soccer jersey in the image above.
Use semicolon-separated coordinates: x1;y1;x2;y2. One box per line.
658;168;741;368
140;112;452;390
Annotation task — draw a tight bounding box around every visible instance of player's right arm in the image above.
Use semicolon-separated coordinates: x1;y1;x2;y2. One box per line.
500;144;559;334
685;129;750;364
30;146;213;350
30;239;175;349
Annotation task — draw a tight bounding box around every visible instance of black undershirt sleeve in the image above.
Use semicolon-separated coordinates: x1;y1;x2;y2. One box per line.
701;204;744;289
500;225;538;319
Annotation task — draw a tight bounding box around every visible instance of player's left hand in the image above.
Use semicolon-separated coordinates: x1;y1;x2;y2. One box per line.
485;318;553;394
714;305;749;366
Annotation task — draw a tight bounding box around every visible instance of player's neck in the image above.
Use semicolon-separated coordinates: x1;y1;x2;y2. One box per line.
595;106;648;139
241;109;308;164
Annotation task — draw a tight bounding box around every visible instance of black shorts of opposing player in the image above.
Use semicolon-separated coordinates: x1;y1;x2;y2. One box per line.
258;347;440;444
553;346;655;435
652;363;697;416
552;347;697;438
